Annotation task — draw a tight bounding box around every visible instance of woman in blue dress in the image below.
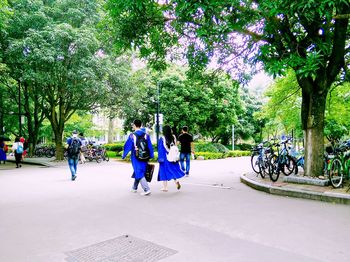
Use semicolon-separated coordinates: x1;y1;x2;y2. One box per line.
158;125;185;191
0;139;7;164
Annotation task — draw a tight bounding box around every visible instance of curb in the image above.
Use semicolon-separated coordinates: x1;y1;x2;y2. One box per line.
240;174;350;205
5;159;54;167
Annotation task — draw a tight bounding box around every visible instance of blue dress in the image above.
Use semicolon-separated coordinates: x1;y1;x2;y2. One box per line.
158;137;185;181
122;129;154;179
0;142;6;161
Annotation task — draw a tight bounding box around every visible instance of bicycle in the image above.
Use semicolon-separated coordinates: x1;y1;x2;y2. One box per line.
328;141;350;189
250;141;272;179
269;138;296;182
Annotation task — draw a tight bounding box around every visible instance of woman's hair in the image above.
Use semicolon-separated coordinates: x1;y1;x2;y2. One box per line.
15;137;20;142
162;125;174;148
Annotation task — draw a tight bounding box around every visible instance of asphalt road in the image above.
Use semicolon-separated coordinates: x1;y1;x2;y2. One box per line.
0;157;349;262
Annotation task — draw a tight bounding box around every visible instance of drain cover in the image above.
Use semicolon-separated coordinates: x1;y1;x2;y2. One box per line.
65;235;178;262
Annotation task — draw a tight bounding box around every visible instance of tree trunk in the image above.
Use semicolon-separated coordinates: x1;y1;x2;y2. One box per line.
108;118;114;143
54;130;64;160
301;88;327;177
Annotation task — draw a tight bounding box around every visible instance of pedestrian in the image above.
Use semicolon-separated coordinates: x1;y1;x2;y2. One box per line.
0;139;7;164
122;119;154;196
12;137;24;168
66;130;82;181
158;125;185;191
78;132;87;164
20;137;27;159
178;126;194;177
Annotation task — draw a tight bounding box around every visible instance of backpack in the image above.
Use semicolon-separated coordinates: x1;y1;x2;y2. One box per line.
133;133;150;161
67;138;81;158
165;136;180;162
16;143;23;154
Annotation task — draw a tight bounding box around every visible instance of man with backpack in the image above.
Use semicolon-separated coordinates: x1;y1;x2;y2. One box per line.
66;130;82;181
122;119;154;196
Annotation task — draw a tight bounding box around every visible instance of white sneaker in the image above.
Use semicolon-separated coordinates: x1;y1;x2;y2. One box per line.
131;189;137;193
141;191;151;196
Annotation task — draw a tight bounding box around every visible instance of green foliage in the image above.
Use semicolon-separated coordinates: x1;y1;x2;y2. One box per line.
234;143;254;151
257;70;302;139
195;152;226;160
227;150;251;157
104;143;124;152
194;142;219;153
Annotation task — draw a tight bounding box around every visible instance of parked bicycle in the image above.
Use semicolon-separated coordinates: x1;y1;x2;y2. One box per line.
269;138;296;182
251;141;274;179
328;141;350;189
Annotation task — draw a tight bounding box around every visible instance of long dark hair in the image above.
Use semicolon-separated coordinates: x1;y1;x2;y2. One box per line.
162;125;174;148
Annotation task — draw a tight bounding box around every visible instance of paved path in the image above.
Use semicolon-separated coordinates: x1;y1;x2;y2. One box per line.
0;158;350;261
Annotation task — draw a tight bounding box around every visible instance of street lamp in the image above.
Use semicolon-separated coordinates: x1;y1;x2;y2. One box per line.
156;82;160;148
18;80;22;137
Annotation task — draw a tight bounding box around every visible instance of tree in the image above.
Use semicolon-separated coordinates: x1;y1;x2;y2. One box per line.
3;0;110;159
106;0;349;176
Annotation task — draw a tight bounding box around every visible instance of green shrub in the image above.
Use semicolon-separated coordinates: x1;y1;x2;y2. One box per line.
235;143;254;151
212;143;230;153
194;142;219;153
227;150;250;157
104;143;124;152
195;152;226;159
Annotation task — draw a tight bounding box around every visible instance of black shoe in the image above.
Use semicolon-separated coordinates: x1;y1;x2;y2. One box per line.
72;175;77;181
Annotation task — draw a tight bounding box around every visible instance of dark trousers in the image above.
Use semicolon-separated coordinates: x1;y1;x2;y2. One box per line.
15;152;22;167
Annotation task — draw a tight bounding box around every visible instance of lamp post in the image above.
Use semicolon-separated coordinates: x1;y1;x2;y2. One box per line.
18;80;22;137
156;82;160;148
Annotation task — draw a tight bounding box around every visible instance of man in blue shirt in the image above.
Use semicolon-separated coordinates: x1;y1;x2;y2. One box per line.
122;120;154;195
66;130;82;181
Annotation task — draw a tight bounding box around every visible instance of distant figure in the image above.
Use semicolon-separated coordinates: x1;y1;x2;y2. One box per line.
157;125;184;191
12;137;24;168
78;133;87;164
0;139;7;164
122;119;154;196
66;131;82;181
178;126;194;176
20;137;27;159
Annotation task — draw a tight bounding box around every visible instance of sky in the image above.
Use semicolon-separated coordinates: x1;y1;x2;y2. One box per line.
247;71;273;91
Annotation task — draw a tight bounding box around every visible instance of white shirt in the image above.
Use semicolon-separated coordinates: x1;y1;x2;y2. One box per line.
12;142;23;151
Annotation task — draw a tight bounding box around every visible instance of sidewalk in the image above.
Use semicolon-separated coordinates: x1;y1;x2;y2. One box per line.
241;172;350;205
0;155;65;170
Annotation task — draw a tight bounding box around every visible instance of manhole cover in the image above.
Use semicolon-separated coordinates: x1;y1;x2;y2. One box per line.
65;235;178;262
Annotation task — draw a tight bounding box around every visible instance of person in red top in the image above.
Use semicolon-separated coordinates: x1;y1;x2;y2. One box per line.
177;126;194;177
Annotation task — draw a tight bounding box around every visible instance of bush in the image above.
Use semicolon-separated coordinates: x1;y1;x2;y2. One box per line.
194;142;219;153
104;143;124;152
212;143;230;153
227;150;251;157
235;143;254;151
195;152;226;160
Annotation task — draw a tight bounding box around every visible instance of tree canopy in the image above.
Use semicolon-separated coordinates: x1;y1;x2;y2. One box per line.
106;0;350;176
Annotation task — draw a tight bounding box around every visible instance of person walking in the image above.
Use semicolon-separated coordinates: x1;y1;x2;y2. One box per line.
158;125;185;192
178;126;194;176
0;139;7;164
12;137;24;168
122;119;154;196
66;131;82;181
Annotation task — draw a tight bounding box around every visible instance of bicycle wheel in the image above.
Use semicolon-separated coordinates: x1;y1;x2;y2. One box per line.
95;154;102;163
104;152;109;162
329;158;343;188
269;154;280;182
251;154;260;174
282;155;296;176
